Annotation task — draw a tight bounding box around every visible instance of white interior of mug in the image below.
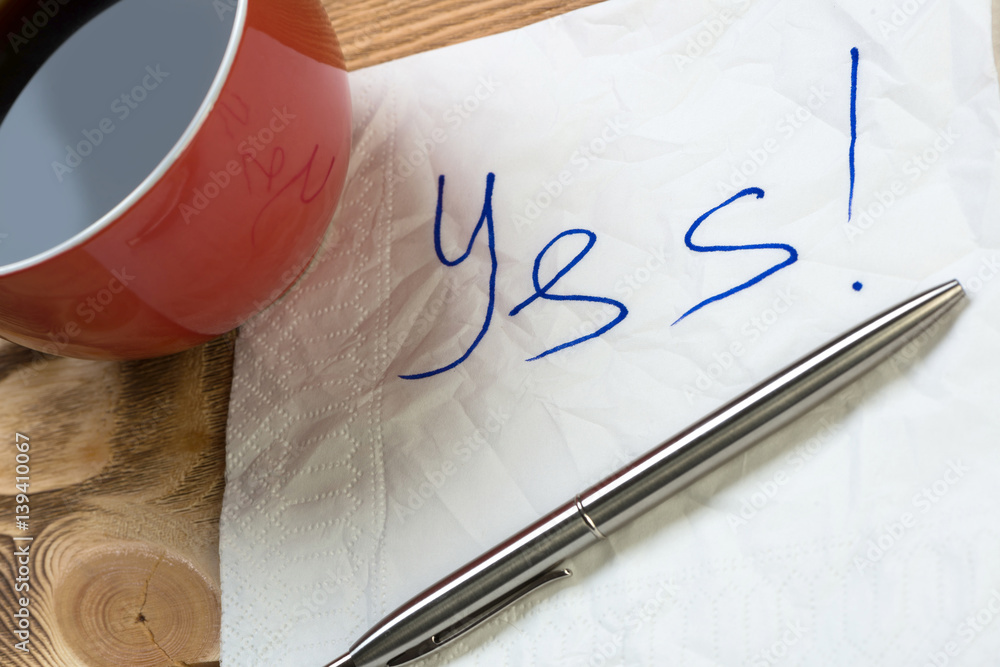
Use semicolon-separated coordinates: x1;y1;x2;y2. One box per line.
0;0;247;273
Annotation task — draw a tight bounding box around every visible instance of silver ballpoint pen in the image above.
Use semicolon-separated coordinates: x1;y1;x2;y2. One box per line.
325;279;966;667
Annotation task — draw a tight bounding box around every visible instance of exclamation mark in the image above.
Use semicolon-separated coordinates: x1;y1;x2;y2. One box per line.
849;46;862;292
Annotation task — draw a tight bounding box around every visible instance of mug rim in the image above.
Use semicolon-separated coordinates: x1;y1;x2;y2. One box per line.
0;0;249;277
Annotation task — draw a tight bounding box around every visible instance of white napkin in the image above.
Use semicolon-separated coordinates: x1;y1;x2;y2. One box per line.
221;0;1000;665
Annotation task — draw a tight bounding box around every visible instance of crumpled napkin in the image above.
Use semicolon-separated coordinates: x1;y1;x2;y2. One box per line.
221;0;1000;664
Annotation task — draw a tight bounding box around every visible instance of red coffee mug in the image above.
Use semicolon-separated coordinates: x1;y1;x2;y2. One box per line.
0;0;351;359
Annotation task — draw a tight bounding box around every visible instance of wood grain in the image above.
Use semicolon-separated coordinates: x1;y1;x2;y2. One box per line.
0;1;604;665
0;334;233;666
324;0;605;71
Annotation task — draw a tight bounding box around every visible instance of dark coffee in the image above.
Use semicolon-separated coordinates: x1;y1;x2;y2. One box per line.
0;0;236;266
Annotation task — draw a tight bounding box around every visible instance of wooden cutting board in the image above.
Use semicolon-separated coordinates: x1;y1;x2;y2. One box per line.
0;1;603;665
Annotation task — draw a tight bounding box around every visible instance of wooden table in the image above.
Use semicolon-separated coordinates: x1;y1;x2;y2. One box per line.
0;1;602;665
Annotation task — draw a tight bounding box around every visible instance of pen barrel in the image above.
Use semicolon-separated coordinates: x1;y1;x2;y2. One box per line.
578;280;964;535
347;502;599;667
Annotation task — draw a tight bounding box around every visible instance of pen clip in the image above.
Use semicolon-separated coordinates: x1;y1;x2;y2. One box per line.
386;567;573;666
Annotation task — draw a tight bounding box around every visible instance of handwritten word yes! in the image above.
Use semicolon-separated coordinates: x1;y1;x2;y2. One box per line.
400;47;870;379
400;174;799;380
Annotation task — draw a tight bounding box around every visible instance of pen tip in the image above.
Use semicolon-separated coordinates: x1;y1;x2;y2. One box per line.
938;279;966;305
323;654;356;667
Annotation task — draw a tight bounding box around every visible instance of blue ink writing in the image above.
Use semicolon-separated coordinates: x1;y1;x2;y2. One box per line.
399;173;498;380
673;187;798;324
848;46;859;221
510;229;628;361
